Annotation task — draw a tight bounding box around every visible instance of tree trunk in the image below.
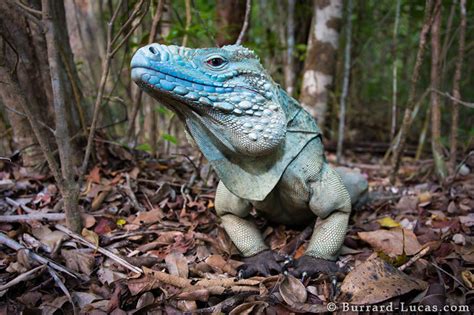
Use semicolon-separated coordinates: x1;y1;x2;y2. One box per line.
0;1;54;170
430;0;447;181
389;0;435;183
215;0;246;46
299;0;342;129
336;0;353;164
284;0;296;96
391;0;401;141
449;0;467;174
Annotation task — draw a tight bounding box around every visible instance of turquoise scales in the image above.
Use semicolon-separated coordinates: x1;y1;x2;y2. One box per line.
131;44;368;276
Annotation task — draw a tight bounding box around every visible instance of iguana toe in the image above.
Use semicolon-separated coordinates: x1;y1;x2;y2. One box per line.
238;250;284;278
290;255;340;278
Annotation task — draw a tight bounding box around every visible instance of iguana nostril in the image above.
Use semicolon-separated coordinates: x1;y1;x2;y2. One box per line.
149;46;157;54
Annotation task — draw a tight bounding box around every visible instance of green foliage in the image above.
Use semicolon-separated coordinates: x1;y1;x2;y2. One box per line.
162;133;177;145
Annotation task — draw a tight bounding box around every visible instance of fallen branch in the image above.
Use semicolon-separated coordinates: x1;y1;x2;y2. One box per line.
398;246;430;271
0;232;79;278
143;267;260;289
54;224;142;274
0;213;65;222
0;265;46;291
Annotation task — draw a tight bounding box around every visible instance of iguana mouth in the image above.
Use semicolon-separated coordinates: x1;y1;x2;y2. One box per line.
131;43;288;157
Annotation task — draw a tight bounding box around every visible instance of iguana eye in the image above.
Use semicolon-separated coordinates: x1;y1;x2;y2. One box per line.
206;57;226;68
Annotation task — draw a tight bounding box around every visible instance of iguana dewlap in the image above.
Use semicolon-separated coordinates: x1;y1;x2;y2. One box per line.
131;44;368;275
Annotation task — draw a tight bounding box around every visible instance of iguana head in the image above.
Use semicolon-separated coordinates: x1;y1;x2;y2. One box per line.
131;44;286;157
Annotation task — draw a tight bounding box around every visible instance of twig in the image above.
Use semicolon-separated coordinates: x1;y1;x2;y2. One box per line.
0;213;66;222
429;260;467;289
81;0;149;176
144;266;259;288
0;103;55;134
182;0;192;46
235;0;251;45
122;173;145;212
0;232;79;278
127;0;164;143
398;246;430;271
431;88;473;109
336;0;353;163
14;0;42;16
388;0;438;182
0;265;46;291
449;0;467;174
54;224;142;274
47;266;77;314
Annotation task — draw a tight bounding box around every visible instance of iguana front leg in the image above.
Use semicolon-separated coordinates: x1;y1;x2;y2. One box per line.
292;163;352;277
215;182;283;277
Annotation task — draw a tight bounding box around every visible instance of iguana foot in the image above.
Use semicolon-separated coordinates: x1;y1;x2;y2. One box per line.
290;255;340;278
238;250;285;278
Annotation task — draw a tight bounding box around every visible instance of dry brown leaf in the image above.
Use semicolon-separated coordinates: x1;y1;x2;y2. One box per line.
358;228;422;256
461;270;474;289
165;251;189;278
205;255;237;276
31;226;67;253
131;208;164;225
279;274;307;305
229;301;268;315
395;196;418;212
82;213;97;228
339;257;427;304
61;249;95;275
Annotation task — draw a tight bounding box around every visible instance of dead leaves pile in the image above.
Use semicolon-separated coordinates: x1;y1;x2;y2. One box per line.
0;144;473;313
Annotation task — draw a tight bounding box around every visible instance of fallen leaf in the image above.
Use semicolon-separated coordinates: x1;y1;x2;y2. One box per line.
377;217;400;228
229;301;268;315
62;249;95;275
339;257;427;304
395;196;418;212
87;166;101;184
204;255;237;276
452;234;465;245
131;208;164;225
417;192;432;206
461;270;474;289
97;267;127;285
279;274;307;305
358;228;422;256
72;291;103;309
94;217;116;235
82;229;99;248
165;252;189;278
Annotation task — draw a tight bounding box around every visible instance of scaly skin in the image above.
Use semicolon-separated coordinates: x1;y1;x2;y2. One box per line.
131;44;368;277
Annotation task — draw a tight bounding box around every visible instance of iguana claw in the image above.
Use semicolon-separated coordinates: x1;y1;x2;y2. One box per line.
238;250;285;278
289;255;340;278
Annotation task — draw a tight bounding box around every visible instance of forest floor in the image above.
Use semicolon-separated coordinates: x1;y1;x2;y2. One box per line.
0;140;473;314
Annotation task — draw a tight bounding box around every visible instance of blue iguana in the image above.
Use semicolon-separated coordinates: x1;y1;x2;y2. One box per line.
131;44;368;277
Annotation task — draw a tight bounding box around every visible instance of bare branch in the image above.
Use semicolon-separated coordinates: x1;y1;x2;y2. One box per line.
55;224;143;274
432;89;473;108
14;0;42;16
0;103;55;134
81;0;149;176
235;0;251;45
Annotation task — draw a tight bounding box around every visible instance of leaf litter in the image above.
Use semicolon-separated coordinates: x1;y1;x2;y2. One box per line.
0;143;473;313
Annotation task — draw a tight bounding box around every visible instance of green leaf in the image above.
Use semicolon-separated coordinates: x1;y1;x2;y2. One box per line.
162;134;177;144
136;143;152;153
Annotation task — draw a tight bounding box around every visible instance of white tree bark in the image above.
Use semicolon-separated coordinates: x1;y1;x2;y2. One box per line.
299;0;343;129
336;0;352;163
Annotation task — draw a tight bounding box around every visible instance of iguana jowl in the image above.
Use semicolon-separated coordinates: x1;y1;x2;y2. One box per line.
131;44;368;277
